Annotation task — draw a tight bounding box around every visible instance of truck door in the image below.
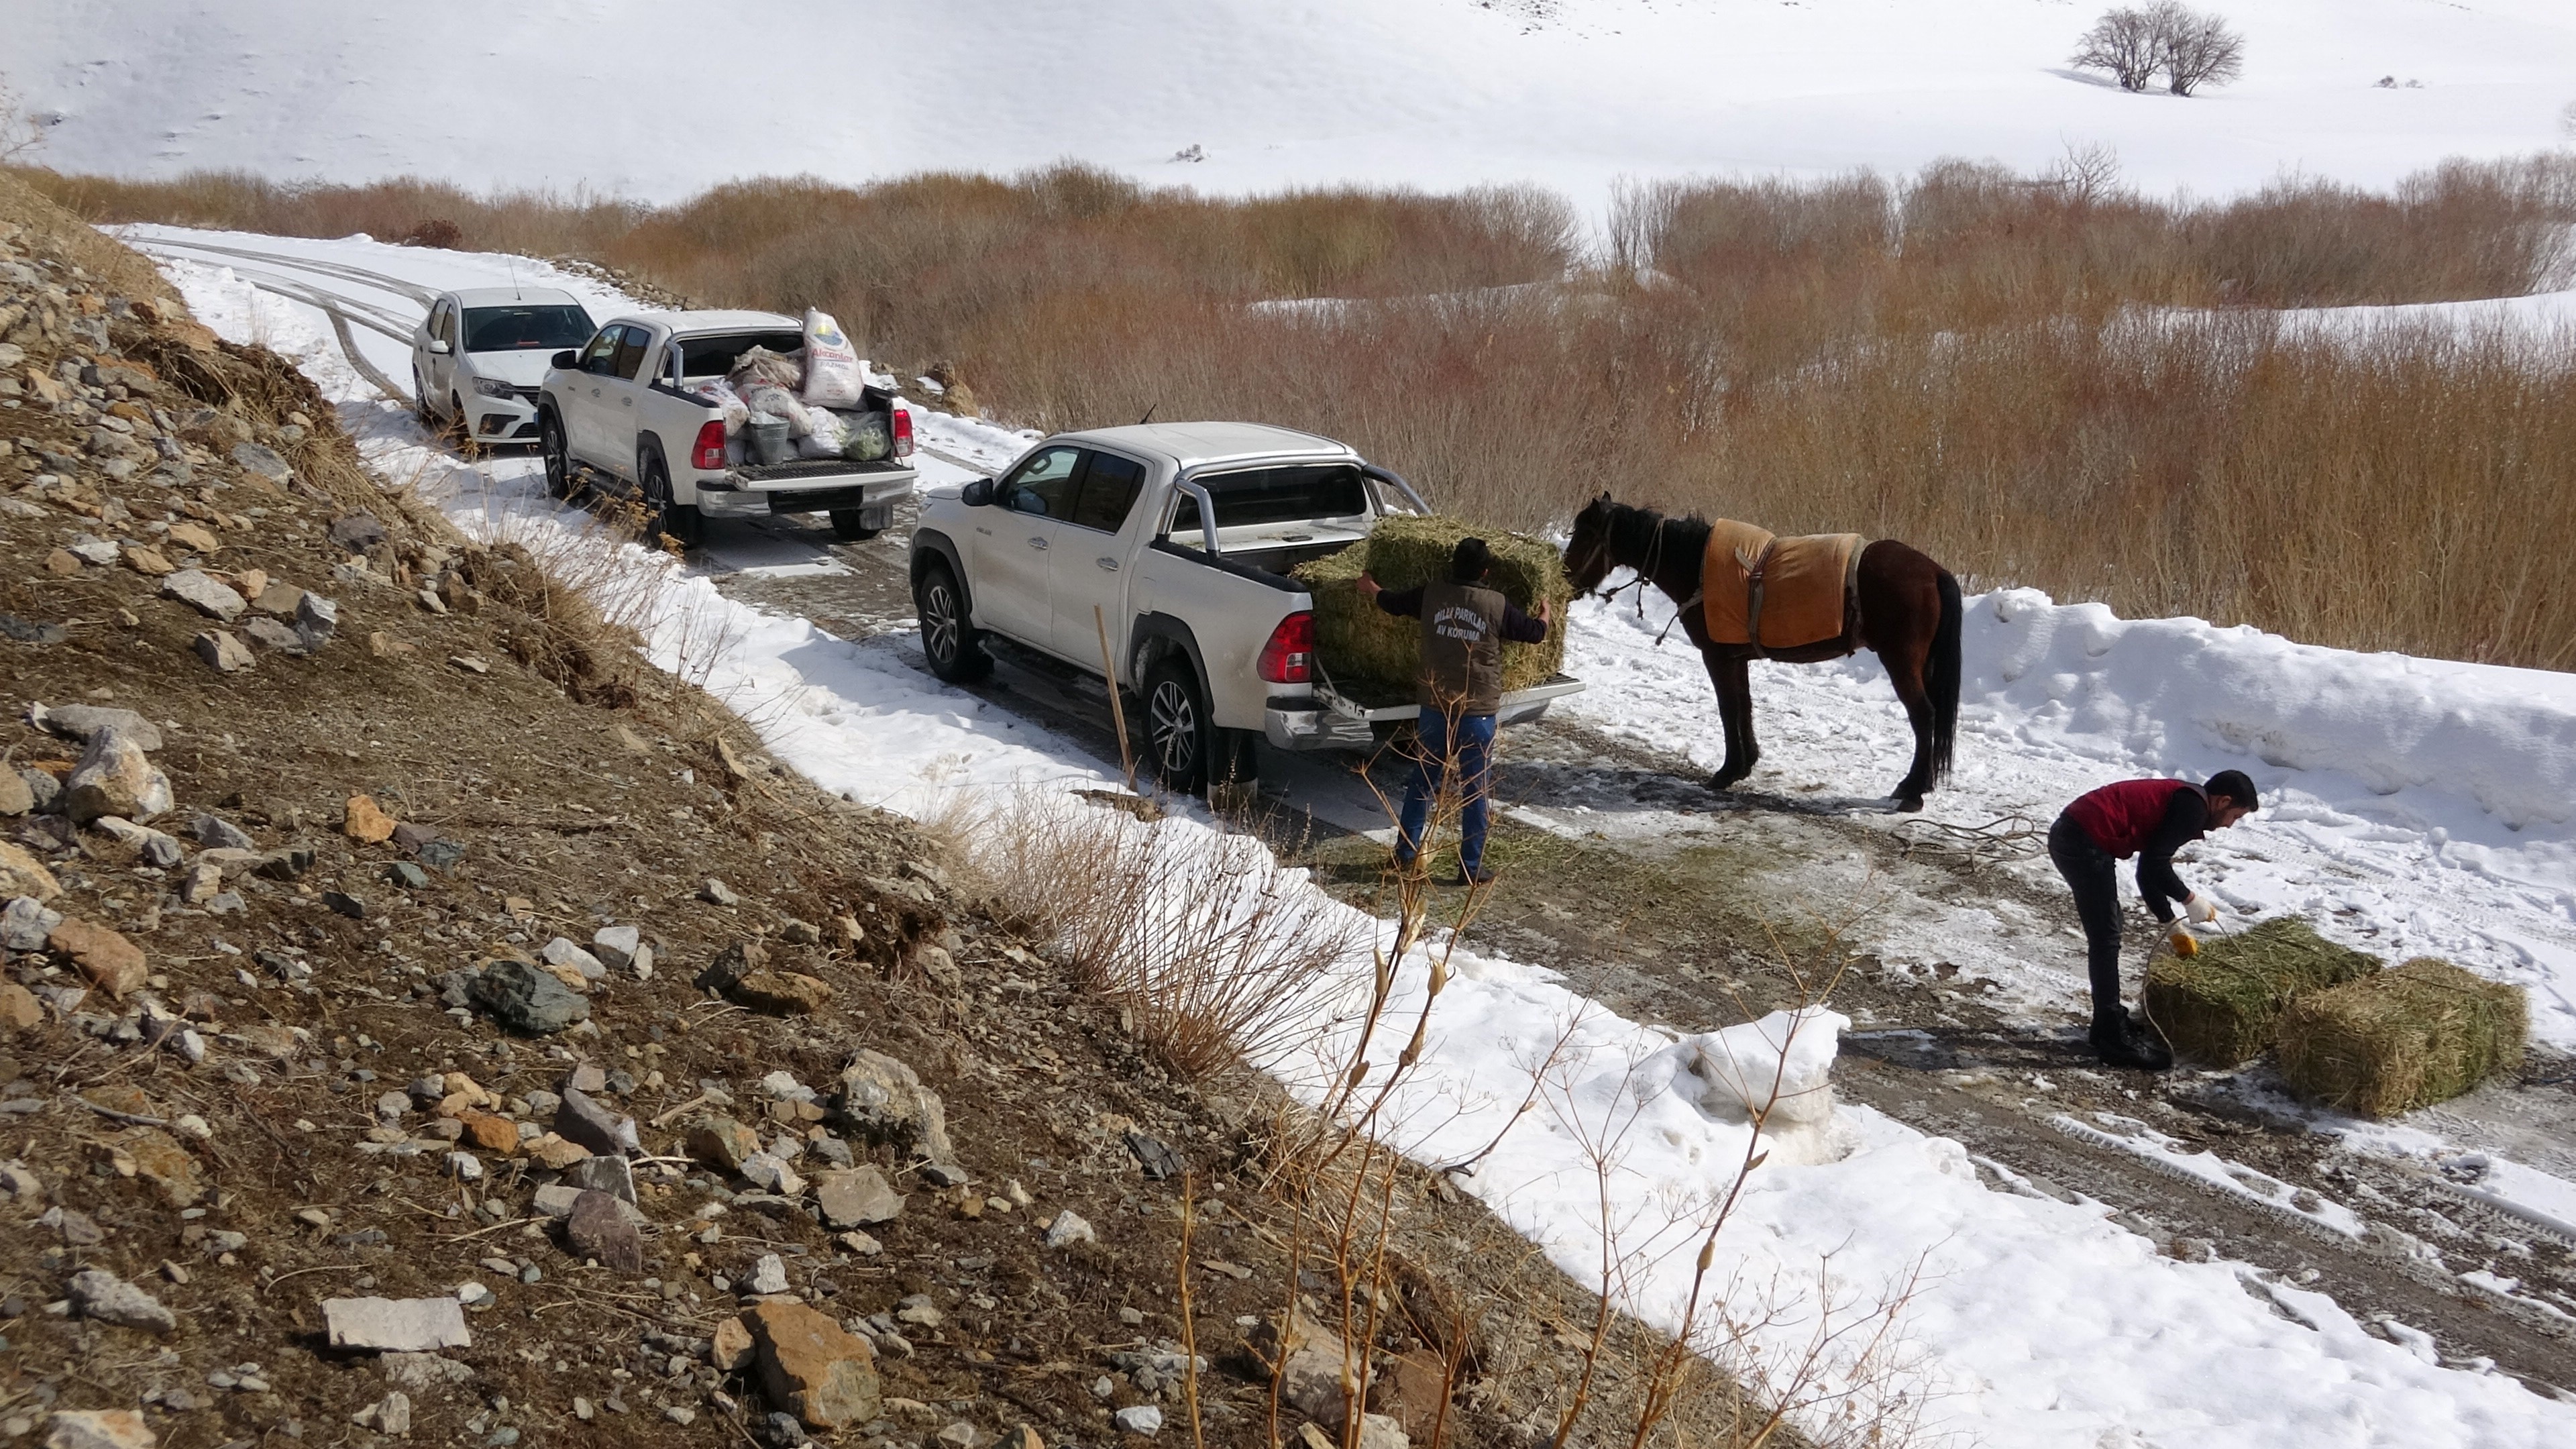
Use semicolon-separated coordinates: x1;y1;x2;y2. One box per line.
565;324;626;464
974;443;1083;646
594;325;656;479
1048;449;1150;669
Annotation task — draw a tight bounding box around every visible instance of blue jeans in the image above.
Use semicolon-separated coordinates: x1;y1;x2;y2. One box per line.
1396;708;1497;875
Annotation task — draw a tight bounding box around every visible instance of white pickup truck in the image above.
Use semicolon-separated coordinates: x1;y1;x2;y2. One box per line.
908;421;1582;794
537;309;917;545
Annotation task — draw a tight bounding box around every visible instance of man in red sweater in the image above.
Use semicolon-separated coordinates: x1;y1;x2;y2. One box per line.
2051;770;2259;1069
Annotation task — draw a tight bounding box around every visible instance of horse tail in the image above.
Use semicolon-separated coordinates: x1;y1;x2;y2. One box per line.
1929;568;1964;783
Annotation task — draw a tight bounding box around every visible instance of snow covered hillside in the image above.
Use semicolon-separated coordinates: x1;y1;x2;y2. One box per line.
11;0;2575;204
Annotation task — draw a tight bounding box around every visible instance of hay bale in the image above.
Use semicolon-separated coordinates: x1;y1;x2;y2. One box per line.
1292;515;1570;698
2143;917;2380;1067
2276;959;2526;1117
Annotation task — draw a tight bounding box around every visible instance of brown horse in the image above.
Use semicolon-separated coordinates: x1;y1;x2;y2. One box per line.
1563;494;1963;810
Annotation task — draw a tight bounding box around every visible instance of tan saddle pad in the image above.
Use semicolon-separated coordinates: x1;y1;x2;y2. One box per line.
1701;520;1865;650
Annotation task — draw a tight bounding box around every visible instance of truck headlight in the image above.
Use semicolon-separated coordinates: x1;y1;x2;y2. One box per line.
471;377;520;400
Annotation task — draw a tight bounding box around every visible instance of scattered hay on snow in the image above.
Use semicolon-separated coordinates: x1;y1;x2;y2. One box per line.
2143;916;2380;1068
1293;515;1570;698
2276;957;2526;1118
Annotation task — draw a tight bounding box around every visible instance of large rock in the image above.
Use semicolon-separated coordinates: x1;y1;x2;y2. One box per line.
70;1269;176;1334
0;770;30;816
730;971;833;1016
469;960;590;1034
561;1152;636;1203
28;703;162;751
45;1410;154;1449
231;441;293;484
325;1297;472;1352
566;1189;645;1271
343;794;398;844
540;936;606;982
50;918;147;998
194;630;255;673
533;1184;647;1226
747;1300;881;1430
295;591;340;649
832;1050;957;1165
0;845;62;904
64;729;172;823
554;1087;637;1157
120;1127;203;1207
161;568;246;623
813;1167;904;1228
686;1116;762;1173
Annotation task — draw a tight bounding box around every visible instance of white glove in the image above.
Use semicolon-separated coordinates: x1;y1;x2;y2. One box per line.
2167;922;2198;957
2184;893;2220;925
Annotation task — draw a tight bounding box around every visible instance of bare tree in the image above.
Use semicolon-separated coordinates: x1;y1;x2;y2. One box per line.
2155;3;2246;97
0;79;44;162
2070;7;2162;93
2044;141;2126;207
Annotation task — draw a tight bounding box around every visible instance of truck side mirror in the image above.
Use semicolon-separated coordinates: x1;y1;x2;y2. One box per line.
960;478;994;507
551;350;578;370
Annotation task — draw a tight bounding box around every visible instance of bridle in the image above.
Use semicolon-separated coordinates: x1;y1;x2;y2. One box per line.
1574;505;1701;646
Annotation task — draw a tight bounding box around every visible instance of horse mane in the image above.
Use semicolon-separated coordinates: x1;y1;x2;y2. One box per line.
1603;499;1711;576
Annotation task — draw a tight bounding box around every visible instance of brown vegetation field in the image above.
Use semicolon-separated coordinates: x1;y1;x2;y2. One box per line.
23;151;2576;667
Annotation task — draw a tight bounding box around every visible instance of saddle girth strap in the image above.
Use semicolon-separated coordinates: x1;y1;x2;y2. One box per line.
1743;540;1780;660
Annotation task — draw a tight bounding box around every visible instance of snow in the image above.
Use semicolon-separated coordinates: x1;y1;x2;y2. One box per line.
135;229;2576;1448
1558;582;2576;1050
11;1;2576;206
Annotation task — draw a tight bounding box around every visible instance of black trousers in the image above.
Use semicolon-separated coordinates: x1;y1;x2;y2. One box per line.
2047;812;2126;1027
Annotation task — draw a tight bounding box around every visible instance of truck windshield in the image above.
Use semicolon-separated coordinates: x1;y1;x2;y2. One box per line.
463;306;596;352
1171;464;1368;533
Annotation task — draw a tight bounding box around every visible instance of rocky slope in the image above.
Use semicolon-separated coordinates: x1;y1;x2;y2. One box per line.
0;176;1737;1449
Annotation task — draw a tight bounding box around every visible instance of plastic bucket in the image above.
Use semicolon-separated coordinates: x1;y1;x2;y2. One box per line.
748;419;795;465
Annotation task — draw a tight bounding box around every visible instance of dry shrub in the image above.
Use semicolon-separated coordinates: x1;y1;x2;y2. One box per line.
30;150;2576;667
949;792;1365;1079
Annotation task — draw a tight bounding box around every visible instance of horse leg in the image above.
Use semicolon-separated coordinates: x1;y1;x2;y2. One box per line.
1883;645;1935;810
1705;652;1758;791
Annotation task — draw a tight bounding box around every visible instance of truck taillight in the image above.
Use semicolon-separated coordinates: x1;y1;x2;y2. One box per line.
1258;610;1316;684
892;404;915;459
691;420;727;471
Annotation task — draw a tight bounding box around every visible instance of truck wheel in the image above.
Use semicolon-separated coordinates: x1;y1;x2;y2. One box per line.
1143;657;1214;795
539;413;578;500
829;509;881;542
642;457;704;547
914;560;991;683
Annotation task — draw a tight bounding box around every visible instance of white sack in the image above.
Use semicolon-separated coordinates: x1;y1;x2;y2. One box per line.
800;309;865;409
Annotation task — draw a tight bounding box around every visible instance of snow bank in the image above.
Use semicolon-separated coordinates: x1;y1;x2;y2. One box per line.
1972;588;2576;837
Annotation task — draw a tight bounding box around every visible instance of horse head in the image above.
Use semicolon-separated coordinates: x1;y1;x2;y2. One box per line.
1564;491;1621;596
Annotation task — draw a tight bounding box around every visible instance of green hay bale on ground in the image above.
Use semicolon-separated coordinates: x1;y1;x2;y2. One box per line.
2276;958;2527;1118
2143;917;2381;1067
1293;515;1571;698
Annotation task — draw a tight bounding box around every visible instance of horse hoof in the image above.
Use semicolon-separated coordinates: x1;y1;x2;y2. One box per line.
1708;773;1743;793
1894;795;1925;814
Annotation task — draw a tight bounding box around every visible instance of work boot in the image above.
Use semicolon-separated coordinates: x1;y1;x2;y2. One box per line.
2090;1009;2174;1071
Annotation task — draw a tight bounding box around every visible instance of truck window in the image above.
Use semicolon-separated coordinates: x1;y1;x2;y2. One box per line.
678;331;808;379
612;327;651;381
1065;452;1146;535
578;326;623;375
1170;464;1368;533
1000;446;1083;519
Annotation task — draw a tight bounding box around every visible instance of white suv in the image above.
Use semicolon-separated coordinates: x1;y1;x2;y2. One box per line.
411;287;596;445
